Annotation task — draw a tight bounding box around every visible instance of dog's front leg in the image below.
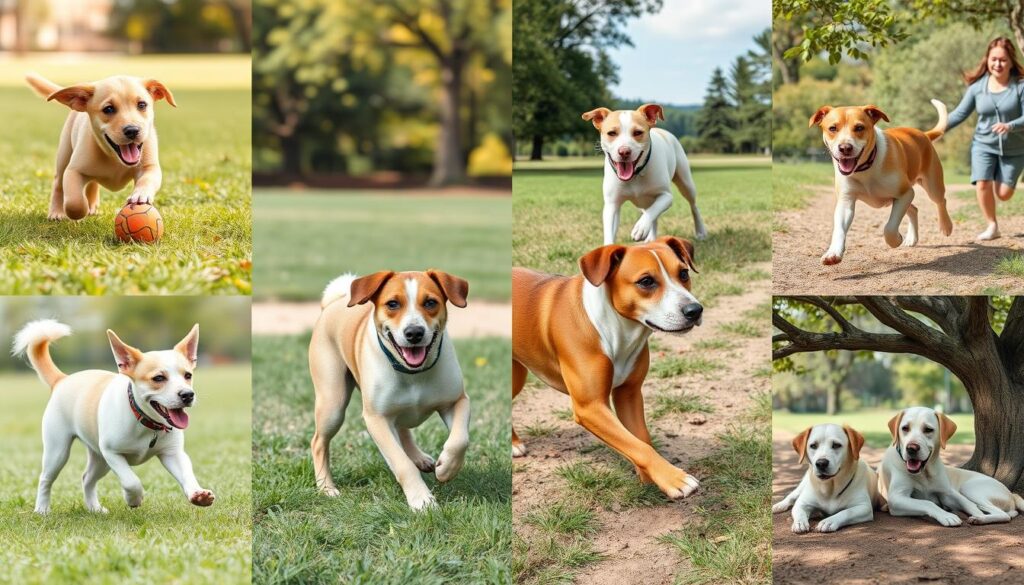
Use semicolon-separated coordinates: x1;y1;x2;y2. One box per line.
159;450;215;507
363;412;436;510
816;502;874;532
603;201;622;245
127;162;162;205
101;451;146;508
61;169;90;220
886;491;962;526
772;476;807;514
883;189;914;248
822;195;856;265
435;391;471;483
632;191;672;243
790;499;814;533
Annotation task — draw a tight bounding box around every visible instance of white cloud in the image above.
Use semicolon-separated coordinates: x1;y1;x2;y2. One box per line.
637;0;770;41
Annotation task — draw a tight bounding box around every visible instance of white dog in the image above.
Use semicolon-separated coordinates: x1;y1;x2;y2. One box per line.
582;104;707;245
878;407;1024;526
773;423;882;533
13;319;214;514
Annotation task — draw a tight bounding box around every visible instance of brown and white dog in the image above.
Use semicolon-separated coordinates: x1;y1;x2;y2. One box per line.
13;319;212;514
26;73;175;220
512;236;703;499
810;101;953;265
582;104;706;245
309;270;471;510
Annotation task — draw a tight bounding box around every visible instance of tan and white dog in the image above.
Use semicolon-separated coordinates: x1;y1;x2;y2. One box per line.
582;104;707;245
512;237;703;499
878;407;1024;526
773;424;882;533
26;73;175;220
810;101;953;265
13;320;213;514
309;270;471;511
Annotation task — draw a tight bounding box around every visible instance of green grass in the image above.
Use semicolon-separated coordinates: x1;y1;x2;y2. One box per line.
513;156;771;307
650;391;715;420
552;408;575;421
513;532;602;585
661;393;772;585
772;162;831;212
995;253;1024;277
254;192;511;302
252;335;510;583
0;84;251;294
720;320;766;338
523;500;599;536
0;366;252;584
649;354;720;378
772;409;976;448
693;338;734;351
555;460;664;510
0;54;251;90
522;422;558;438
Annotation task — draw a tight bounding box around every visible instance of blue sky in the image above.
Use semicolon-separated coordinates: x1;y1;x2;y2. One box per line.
607;0;771;106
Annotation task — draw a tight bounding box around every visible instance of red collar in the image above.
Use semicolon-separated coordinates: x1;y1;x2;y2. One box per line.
127;382;171;433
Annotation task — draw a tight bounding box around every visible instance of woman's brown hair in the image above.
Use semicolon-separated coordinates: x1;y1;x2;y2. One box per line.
964;37;1024;84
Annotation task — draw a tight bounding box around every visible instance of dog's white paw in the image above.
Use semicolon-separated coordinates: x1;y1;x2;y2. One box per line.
411;452;436;473
126;192;153;206
936;511;962;527
694;226;708;241
680;474;700;497
86;502;109;514
123;487;144;508
34;506;50;515
435;449;465;483
792;519;810;534
407;490;437;512
512;443;528;458
631;217;655;242
816;518;840;533
902;232;918;247
319;485;340;497
772;501;791;514
821;249;844;265
189;489;215;507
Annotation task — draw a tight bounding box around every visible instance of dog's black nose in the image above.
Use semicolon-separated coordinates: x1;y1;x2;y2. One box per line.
404;325;425;344
179;390;195;404
906;442;920;454
838;143;854;156
815;459;829;471
682;303;703;321
124;126;140;140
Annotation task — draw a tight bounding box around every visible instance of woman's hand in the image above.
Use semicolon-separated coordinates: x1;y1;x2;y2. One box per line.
993;122;1013;135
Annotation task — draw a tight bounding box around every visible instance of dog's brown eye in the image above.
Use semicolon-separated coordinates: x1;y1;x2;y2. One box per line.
385;300;400;310
102;105;115;115
809;443;818;449
828;125;837;132
423;298;438;309
923;427;933;433
153;374;166;382
854;124;865;132
832;443;842;449
636;275;657;289
632;130;643;137
138;101;147;111
678;269;689;282
184;372;192;380
607;131;618;137
902;425;910;432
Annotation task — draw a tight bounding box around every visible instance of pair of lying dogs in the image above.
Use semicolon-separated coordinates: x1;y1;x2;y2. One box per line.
774;407;1024;533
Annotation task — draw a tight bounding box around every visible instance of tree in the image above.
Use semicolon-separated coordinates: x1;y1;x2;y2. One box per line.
907;0;1024;58
728;48;771;154
773;0;907;65
773;296;1024;492
696;68;733;153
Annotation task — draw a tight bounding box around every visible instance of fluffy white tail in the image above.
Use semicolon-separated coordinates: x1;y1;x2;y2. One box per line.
926;99;948;141
321;273;358;308
12;319;71;388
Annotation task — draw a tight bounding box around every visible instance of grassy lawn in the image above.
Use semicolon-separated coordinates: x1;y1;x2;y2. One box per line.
252;335;511;584
254;192;512;302
772;409;976;448
0;56;251;295
513;156;771;307
0;365;252;584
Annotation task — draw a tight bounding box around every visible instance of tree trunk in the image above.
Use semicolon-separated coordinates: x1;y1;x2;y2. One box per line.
1010;3;1024;56
826;385;840;416
280;132;302;176
530;134;544;161
429;55;466;187
954;355;1024;492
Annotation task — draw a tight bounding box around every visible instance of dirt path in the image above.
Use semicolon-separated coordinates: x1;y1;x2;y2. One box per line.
252;300;511;338
773;184;1024;294
772;431;1024;584
513;270;771;584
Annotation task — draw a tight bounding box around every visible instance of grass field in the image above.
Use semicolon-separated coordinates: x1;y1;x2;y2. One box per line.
254;192;511;302
0;56;251;295
772;409;976;448
0;365;252;585
252;335;511;584
513;156;771;307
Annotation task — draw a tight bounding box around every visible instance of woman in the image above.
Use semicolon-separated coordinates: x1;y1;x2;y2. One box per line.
945;37;1024;241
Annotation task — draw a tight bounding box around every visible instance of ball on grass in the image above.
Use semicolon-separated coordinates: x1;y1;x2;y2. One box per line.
114;203;164;244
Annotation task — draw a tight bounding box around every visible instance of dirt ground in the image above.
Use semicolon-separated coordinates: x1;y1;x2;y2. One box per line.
252;300;511;337
773;184;1024;295
513;273;771;584
772;430;1024;585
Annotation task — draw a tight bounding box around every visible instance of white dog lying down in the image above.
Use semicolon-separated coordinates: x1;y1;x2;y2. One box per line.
878;407;1024;526
773;423;883;533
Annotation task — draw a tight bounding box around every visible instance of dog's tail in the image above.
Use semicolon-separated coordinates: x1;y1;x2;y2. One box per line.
925;99;948;141
321;273;359;309
12;319;71;389
24;73;60;99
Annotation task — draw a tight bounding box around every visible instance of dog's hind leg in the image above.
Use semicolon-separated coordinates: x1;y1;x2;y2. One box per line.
672;161;707;240
883;189;914;248
309;330;354;497
398;428;435;473
85;181;100;215
921;169;953;236
35;432;73;514
82;448;110;513
511;360;528;457
47;117;73;220
902;204;919;247
61;169;89;221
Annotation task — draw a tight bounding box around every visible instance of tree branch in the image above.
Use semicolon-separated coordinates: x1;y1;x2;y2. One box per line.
772;304;923;361
789;296;858;333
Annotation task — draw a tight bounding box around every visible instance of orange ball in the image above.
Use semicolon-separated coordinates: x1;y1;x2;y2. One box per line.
114;203;164;244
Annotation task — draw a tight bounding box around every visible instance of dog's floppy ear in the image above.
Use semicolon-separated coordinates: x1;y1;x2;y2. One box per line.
863;105;889;123
426;269;469;308
937;412;957;450
887;410;905;446
144;79;176;107
637;103;665;125
48;84;95;112
843;425;866;461
579;244;627;286
659;236;698;273
347;271;395;307
174;324;199;366
107;329;144;373
792;427;813;465
809;106;831;127
581;107;612;129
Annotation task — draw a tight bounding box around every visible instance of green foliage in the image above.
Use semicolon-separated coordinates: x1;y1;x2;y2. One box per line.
109;0;250;52
774;0;907;64
698;68;735;153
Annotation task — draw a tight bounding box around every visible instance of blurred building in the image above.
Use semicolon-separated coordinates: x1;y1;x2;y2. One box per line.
0;0;118;52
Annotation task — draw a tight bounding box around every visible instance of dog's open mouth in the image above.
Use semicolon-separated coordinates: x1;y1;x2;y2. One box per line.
816;471;836;480
835;154;859;175
104;134;142;166
905;457;927;474
387;329;439;369
151;401;189;429
613;153;641;181
645;320;697;334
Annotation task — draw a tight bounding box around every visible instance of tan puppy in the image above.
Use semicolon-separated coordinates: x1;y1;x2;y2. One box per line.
26;73;176;220
13;320;212;514
512;236;703;499
810;101;953;265
310;270;471;511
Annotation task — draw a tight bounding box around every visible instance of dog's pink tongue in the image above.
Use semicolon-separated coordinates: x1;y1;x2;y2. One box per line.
907;459;922;472
120;143;141;164
838;157;857;174
400;345;428;367
168;408;189;429
615;159;636;181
